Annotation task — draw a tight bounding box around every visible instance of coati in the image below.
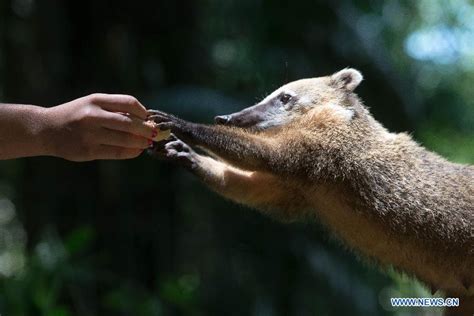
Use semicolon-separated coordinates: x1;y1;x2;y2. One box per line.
148;68;474;314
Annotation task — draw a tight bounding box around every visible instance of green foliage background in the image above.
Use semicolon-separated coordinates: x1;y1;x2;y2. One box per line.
0;0;472;315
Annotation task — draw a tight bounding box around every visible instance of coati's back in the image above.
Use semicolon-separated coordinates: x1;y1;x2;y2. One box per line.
336;128;474;297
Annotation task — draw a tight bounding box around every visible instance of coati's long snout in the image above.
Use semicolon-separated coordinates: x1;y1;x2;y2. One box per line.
215;102;272;128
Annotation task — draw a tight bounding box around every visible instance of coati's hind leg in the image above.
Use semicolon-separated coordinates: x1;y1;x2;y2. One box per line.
149;137;308;220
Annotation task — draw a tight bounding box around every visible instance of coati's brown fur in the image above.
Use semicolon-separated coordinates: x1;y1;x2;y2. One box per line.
149;68;474;314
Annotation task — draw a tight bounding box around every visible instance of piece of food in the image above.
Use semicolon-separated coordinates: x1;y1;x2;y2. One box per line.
153;128;171;142
145;120;171;142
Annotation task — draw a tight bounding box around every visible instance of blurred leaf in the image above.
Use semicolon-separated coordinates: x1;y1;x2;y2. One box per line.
64;225;95;255
47;306;72;316
103;287;135;311
419;127;474;164
103;286;163;316
159;273;199;309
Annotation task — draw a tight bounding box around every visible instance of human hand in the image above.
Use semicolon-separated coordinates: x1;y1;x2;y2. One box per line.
42;93;157;161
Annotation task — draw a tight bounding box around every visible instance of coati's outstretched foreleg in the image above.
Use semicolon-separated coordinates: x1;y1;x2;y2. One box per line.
148;111;300;174
149;136;308;218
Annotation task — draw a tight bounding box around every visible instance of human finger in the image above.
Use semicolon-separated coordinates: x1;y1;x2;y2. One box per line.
91;94;148;119
99;110;157;139
96;128;151;149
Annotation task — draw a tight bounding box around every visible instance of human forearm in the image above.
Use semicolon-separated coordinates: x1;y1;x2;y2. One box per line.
0;103;52;159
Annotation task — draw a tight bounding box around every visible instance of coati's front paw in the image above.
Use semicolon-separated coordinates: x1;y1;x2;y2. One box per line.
147;109;180;130
147;110;192;140
148;135;197;169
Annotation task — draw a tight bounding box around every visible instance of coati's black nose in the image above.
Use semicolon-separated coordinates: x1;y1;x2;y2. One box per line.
214;115;231;125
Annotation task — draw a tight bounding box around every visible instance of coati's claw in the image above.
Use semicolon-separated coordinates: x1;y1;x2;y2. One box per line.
147;111;185;138
156;122;175;131
165;139;197;168
147;133;177;158
148;136;196;169
147;114;171;124
147;139;168;158
147;110;179;124
164;138;194;156
147;109;169;116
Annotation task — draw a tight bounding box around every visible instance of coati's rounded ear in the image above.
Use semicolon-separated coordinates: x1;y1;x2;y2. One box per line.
330;68;363;91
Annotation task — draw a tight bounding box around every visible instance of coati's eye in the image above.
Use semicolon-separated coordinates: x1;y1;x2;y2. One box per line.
279;93;292;104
